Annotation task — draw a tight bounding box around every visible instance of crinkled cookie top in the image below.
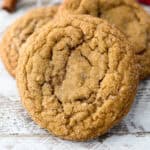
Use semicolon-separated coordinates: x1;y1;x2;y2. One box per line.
61;0;150;79
17;13;139;141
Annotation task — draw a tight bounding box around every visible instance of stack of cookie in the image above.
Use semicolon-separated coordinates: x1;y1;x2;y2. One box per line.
0;0;149;141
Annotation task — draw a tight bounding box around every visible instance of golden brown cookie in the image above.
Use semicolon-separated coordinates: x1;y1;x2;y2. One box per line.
0;6;58;77
16;13;139;141
60;0;150;79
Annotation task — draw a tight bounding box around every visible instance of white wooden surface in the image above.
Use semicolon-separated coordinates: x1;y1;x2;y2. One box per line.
0;0;150;149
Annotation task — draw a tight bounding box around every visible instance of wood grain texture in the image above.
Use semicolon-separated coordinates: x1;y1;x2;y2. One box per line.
0;134;150;150
0;1;150;149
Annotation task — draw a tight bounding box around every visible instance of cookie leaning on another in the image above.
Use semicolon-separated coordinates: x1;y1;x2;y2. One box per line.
16;12;139;141
60;0;150;79
0;6;59;77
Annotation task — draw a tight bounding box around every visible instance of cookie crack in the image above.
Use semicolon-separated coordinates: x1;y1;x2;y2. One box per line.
80;50;93;67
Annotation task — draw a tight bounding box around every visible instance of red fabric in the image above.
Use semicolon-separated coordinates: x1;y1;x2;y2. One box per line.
138;0;150;5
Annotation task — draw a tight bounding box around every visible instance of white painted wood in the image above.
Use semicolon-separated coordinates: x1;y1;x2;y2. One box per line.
0;134;150;150
0;0;150;149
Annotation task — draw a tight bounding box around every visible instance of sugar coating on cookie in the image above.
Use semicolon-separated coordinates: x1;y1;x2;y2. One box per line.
16;14;139;141
0;6;58;77
61;0;150;79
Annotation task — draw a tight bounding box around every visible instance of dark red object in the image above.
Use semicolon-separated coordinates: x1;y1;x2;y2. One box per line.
138;0;150;5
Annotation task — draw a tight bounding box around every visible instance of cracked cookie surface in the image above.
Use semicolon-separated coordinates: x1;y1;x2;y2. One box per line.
0;6;58;77
16;13;139;141
61;0;150;79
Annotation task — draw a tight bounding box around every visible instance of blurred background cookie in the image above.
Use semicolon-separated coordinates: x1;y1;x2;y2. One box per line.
0;5;58;77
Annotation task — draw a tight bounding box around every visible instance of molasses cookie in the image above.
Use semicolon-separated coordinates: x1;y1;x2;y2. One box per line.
61;0;150;79
0;6;58;77
16;13;139;141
